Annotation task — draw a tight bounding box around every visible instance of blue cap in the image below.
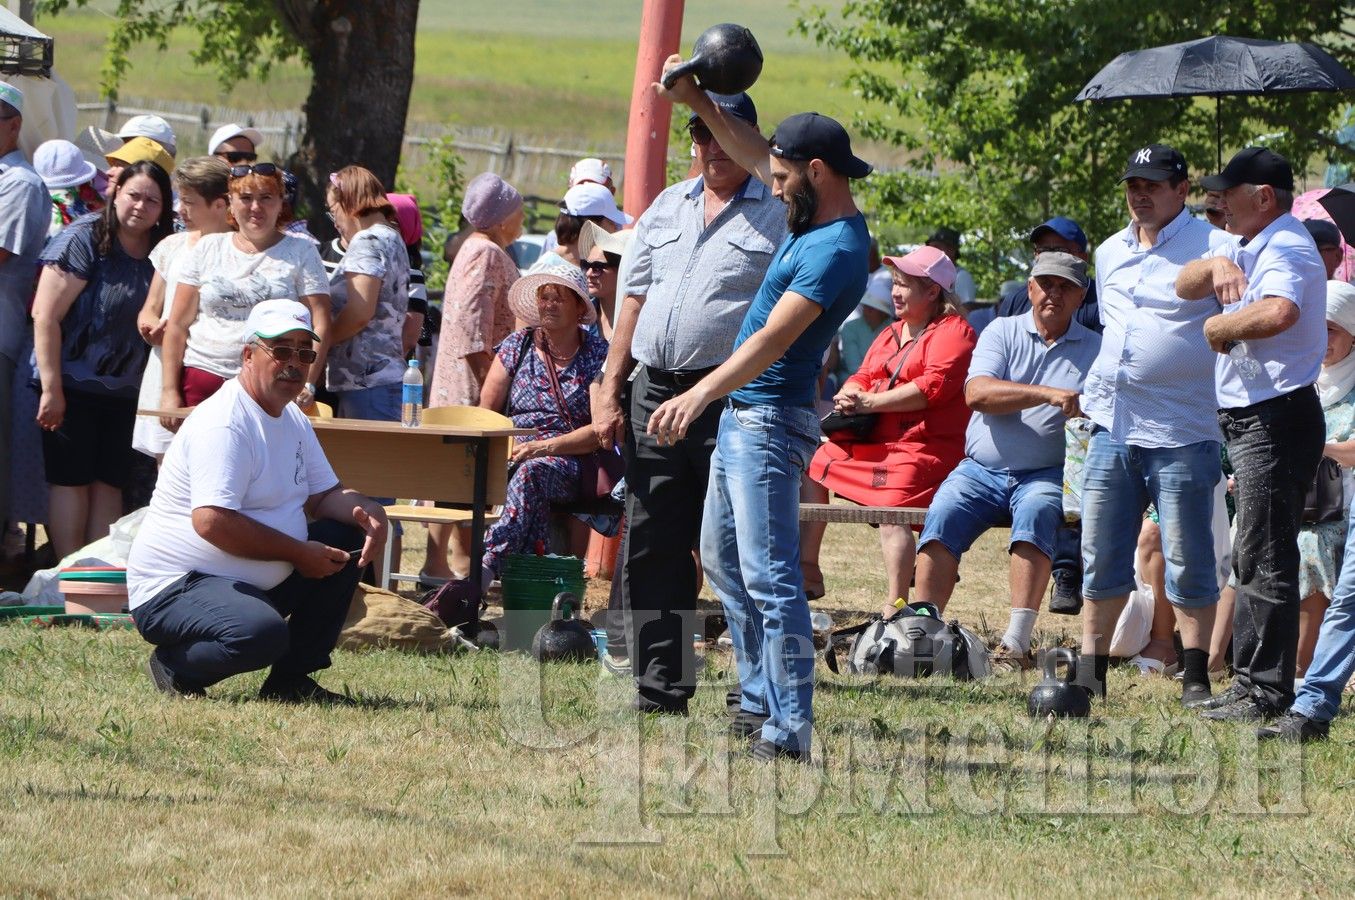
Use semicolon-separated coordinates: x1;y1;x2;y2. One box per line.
1029;216;1087;253
689;91;758;128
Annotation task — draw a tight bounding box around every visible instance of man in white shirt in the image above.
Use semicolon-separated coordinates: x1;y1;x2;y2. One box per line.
128;300;388;702
1178;147;1327;721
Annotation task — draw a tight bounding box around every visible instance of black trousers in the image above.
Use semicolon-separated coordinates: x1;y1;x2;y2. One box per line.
622;365;721;708
1219;385;1325;710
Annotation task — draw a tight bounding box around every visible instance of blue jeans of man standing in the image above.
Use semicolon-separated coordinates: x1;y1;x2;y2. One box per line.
700;402;820;753
1290;485;1355;724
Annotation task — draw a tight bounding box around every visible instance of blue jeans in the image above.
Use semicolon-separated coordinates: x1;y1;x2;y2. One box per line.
699;401;819;751
918;458;1063;560
131;520;364;689
1292;496;1355;722
336;381;402;421
1080;429;1221;607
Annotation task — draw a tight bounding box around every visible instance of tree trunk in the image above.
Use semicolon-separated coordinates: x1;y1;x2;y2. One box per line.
272;0;420;238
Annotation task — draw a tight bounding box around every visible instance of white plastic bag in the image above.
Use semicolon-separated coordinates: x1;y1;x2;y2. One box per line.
1062;417;1093;521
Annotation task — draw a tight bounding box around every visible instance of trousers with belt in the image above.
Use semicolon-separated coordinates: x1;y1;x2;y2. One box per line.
622;364;721;709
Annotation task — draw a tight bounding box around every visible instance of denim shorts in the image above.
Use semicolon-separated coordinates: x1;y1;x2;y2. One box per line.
1080;429;1221;607
918;458;1063;560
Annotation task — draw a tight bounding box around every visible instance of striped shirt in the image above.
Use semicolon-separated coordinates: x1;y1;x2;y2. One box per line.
1082;206;1234;448
623;175;787;371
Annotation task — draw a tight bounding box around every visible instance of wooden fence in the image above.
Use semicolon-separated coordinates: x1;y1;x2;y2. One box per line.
74;94;629;196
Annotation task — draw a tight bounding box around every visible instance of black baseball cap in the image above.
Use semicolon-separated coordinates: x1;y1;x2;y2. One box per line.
769;112;873;179
927;227;961;248
689;91;758;128
1120;143;1188;183
1304;218;1342;249
1200;146;1294;193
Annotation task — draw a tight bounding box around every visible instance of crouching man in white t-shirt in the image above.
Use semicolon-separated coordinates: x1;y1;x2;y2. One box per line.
127;299;388;703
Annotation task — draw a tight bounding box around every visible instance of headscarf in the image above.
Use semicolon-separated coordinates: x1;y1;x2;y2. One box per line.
461;172;523;231
1318;280;1355;408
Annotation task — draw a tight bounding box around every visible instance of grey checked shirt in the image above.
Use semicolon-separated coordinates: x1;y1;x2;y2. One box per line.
622;174;786;371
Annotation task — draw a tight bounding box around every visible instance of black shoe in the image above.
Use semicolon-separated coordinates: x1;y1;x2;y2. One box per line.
1187;681;1247;711
1257;711;1329;743
632;695;688;716
144;653;205;699
729;710;769;742
750;738;812;764
1047;570;1083;616
726;685;743;715
1201;696;1274;722
1181;682;1211;708
259;674;355;705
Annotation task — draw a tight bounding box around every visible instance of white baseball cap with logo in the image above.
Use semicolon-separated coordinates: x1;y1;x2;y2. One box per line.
569;157;612;189
562;182;631;227
0;80;22;115
242;299;320;343
207;122;265;155
118;114;178;156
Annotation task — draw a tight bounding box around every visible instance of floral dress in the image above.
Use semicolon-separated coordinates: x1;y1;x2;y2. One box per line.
483;327;608;574
1297;387;1355;599
428;234;518;407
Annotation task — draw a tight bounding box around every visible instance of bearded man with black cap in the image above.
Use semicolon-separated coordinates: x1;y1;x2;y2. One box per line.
647;58;873;763
1178;146;1328;722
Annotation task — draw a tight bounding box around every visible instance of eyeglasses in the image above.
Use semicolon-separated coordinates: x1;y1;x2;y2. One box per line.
229;162;280;179
219;151;258;164
580;260;619;272
252;341;318;364
688;122;715;146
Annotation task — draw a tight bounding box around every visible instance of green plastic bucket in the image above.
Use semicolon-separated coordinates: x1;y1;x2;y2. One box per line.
499;553;586;650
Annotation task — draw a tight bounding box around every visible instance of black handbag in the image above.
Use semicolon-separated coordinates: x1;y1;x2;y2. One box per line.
820;323;930;437
1302;456;1345;525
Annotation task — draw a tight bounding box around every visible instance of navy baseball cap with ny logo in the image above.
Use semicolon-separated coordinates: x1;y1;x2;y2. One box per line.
1119;143;1188;182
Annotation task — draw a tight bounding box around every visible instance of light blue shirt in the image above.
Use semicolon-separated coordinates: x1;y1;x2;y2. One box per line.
1208;212;1327;409
0;149;50;363
623;175;787;371
1082;206;1233;448
964;312;1101;471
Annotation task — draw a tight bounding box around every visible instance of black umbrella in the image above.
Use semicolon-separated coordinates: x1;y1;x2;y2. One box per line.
1075;36;1355;168
1317;184;1355;245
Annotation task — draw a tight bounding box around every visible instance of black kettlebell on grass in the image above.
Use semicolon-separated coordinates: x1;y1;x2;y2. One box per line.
1027;648;1091;718
661;23;764;95
531;593;595;663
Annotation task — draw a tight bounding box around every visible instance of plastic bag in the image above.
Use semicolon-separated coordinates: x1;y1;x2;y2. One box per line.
1062;417;1093;522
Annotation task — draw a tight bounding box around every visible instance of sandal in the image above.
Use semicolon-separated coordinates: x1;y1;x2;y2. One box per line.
1129;654;1165;676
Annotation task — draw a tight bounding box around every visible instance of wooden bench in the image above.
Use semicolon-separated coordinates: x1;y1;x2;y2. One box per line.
798;503;927;527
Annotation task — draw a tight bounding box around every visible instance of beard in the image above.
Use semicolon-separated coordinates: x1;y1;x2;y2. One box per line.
786;181;819;235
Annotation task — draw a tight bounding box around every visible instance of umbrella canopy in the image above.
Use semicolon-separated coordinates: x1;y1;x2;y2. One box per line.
1075;36;1355;168
1295;188;1355;282
1317;184;1355;251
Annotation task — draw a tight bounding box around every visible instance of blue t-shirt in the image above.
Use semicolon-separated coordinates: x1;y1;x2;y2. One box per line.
730;213;871;406
37;213;153;398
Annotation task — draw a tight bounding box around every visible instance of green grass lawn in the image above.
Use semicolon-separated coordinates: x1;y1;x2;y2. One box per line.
2;524;1353;894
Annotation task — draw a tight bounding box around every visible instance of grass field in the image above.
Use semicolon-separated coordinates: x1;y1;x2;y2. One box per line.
2;524;1353;895
37;0;884;149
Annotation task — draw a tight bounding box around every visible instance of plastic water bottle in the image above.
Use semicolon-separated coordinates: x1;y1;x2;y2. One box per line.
401;359;423;427
811;611;834;633
1228;341;1262;381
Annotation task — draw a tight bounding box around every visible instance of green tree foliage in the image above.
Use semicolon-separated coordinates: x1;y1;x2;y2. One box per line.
799;0;1355;295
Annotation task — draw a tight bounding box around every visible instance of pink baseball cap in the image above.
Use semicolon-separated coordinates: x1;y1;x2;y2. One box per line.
883;246;957;292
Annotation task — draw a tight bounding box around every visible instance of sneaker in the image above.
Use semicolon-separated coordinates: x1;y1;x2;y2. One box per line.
729;710;769;742
1047;570;1083;616
1257;711;1329;743
144;653;205;699
991;643;1036;673
1180;682;1211;708
726;686;743;715
1201;696;1274;722
1187;681;1247;711
258;674;355;705
750;738;812;764
601;653;631;677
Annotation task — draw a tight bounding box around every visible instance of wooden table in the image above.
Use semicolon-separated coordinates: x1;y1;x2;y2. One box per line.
139;409;531;607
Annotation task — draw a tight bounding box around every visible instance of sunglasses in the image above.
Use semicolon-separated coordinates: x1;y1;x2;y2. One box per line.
580;259;619;272
219;151;258;164
253;341;318;364
229;162;280;179
688;122;715;146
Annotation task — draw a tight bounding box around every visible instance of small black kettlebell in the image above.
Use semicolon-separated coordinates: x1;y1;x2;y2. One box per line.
531;593;596;663
1027;648;1091;718
661;23;764;95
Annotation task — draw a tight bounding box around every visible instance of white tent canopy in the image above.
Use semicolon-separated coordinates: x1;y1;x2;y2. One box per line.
1;6;77;158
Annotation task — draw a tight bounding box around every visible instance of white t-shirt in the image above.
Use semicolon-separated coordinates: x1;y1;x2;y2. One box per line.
178;232;329;377
133;231;196;457
126;378;339;609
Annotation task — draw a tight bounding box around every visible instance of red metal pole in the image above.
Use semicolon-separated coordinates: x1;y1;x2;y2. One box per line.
622;0;685;221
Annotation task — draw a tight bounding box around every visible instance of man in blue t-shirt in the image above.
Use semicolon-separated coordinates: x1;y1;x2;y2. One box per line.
652;61;872;763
